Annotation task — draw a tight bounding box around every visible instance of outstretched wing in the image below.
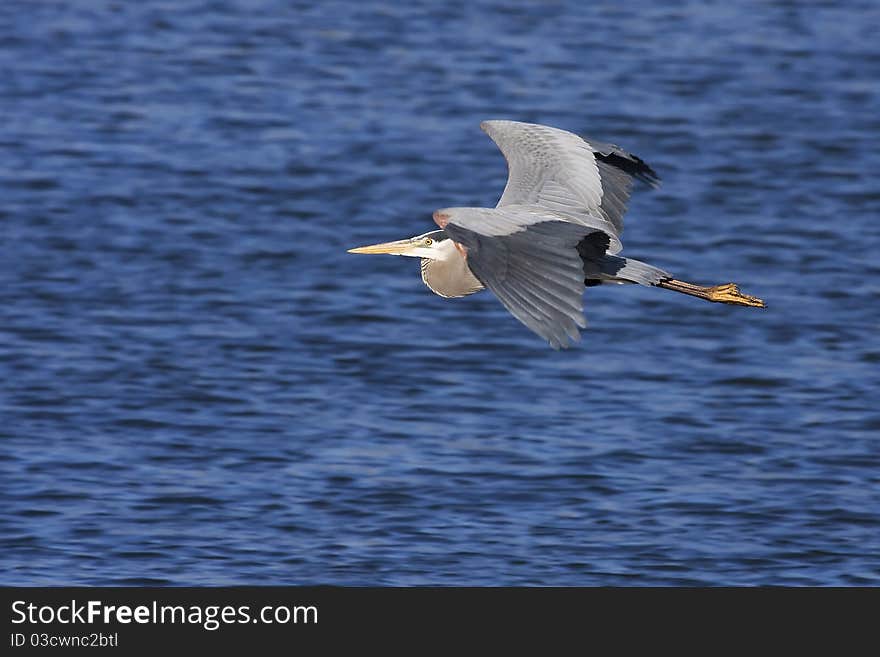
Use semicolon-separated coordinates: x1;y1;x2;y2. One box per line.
480;120;658;250
435;206;602;349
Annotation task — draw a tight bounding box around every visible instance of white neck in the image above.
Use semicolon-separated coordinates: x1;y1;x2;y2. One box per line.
420;240;484;298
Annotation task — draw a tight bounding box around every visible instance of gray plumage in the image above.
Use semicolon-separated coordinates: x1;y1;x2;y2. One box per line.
430;120;665;347
348;119;764;349
480;120;658;254
440;208;595;349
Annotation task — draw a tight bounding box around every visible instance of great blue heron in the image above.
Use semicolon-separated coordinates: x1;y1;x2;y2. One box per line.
349;120;765;349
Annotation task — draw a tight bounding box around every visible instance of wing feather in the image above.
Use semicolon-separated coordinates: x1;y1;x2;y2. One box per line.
505;269;585;313
438;206;598;349
480;120;658;248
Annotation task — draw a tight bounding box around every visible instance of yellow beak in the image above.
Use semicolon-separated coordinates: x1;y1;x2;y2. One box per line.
347;238;414;255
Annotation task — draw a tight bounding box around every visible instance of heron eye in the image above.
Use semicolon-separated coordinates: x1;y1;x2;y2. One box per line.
424;238;433;246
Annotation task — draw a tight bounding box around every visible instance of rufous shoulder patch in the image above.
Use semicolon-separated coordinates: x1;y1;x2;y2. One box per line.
432;210;450;228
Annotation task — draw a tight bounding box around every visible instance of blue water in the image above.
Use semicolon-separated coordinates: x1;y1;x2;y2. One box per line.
2;0;879;586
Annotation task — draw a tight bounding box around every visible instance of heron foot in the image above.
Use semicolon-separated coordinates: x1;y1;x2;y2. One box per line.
706;283;766;308
658;278;766;308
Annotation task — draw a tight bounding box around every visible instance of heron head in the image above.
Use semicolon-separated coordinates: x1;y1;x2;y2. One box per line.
347;230;450;260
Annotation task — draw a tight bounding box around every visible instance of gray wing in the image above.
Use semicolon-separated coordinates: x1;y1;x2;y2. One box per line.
436;206;600;349
480;120;658;252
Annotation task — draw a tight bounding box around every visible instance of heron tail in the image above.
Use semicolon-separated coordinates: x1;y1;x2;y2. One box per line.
583;254;766;308
583;255;670;287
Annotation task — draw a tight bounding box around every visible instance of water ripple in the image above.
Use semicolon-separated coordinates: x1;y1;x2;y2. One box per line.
1;0;878;586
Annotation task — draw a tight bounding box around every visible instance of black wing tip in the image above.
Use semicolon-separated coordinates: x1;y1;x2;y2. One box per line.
595;150;661;188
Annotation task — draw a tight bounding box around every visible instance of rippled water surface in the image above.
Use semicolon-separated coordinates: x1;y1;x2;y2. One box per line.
2;0;879;585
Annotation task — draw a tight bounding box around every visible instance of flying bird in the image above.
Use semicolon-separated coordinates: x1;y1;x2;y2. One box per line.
349;120;764;349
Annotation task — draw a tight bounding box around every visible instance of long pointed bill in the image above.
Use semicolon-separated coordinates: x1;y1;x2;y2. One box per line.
347;238;414;255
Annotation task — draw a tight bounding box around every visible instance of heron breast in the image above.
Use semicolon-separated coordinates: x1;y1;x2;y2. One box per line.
420;254;484;298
